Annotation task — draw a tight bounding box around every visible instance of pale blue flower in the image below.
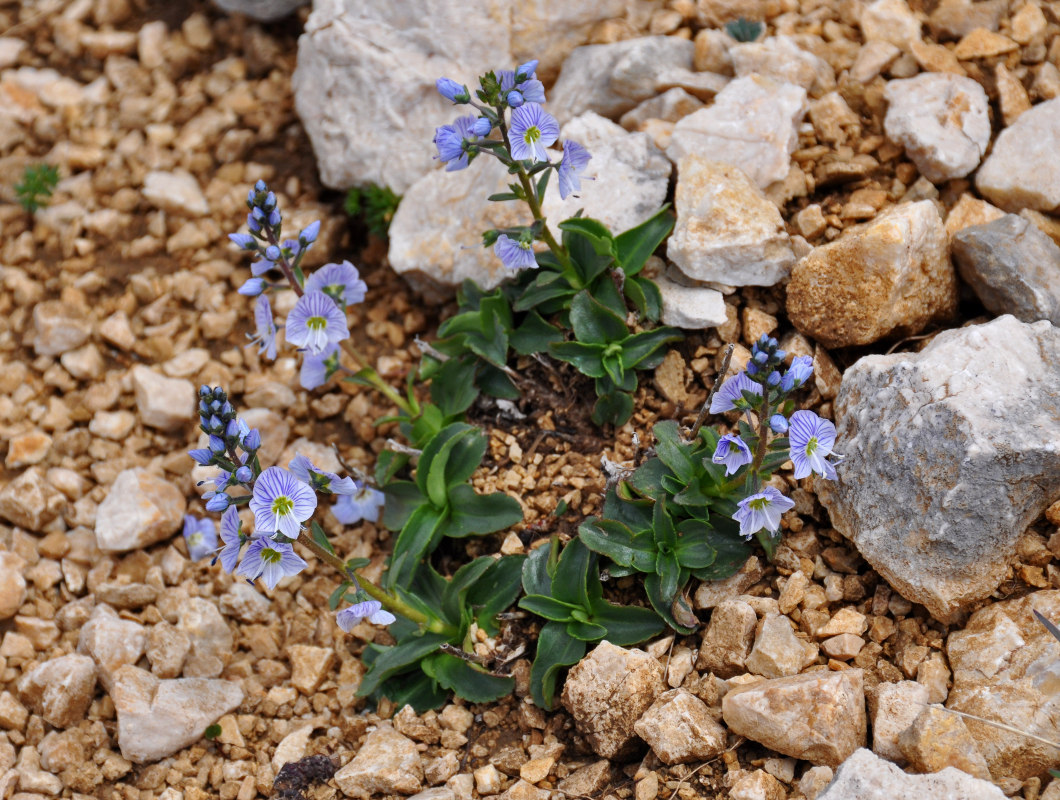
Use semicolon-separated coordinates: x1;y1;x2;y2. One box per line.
781;355;814;392
289;454;357;495
712;434;753;476
558;140;592;199
183;516;217;561
216;505;243;573
709;372;762;413
788;410;837;480
494;234;537;270
733;487;794;539
507;90;524;107
509;103;559;162
434;115;479;171
229;233;256;250
247;295;278;360
249;466;318;538
336;600;396;631
238;538;307;590
300;342;342;391
239;280;265;301
333;484;385;525
285;291;350;355
436;77;469;103
305;261;367;308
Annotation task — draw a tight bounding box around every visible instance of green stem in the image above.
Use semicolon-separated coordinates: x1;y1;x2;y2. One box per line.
295;531;451;635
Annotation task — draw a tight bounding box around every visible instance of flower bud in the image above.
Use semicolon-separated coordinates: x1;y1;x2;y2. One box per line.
506;90;524;107
436;77;470;103
263;191;277;211
228;233;257;250
516;59;539;79
247;214;262;233
769;414;789;434
188;448;213;466
208;435;226;454
267;209;281;227
205;492;231;512
264;245;281;262
243;428;262;451
471;116;492;137
299;220;321;245
234;465;254;484
254;179;267;193
767;371;781;387
238;278;266;296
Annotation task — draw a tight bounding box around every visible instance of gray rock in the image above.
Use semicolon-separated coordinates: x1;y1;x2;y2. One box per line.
947;590;1060;781
95;467;185;554
111;665;243;764
540;112;671;238
722;669;866;767
816;748;1006;800
333;723;424;798
633;689;728;764
951;214;1060;325
218;582;272;623
211;0;306;21
667;156;794;287
667;76;808;189
549;37;694;123
562;641;666;759
815;316;1060;621
976;97;1060;213
729;35;836;97
653;270;729;329
177;598;233;678
619;88;705;131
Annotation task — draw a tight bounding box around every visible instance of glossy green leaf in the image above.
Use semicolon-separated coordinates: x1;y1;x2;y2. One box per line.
652;498;677;549
522;541;553;596
549;341;606;378
551;538;594;609
381;481;425;531
476;364;520;400
566;619;608;641
446;484;523;537
468;555;526;635
430;357;479;417
653;421;696;483
591;390;634;426
311;520;335;556
569;290;627;345
559;217;616;256
529;621;586;709
426;653;515;703
386;504;446;589
589;598;665;646
674;521;717;570
644;572;696;635
520;593;577;622
416;423;473;504
656;550;682;602
510;310;562;356
578;517;657;572
564;228;615;286
619;327;683;370
614;206;674;276
357;632;451;697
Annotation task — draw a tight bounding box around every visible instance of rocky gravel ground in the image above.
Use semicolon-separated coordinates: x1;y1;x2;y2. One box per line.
1;0;1059;799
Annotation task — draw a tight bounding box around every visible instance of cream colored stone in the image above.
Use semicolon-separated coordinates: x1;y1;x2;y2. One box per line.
867;680;929;763
633;689;728;764
95;467;185;553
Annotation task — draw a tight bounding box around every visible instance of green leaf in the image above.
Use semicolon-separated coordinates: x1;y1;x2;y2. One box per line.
634;276;663;322
559;218;616;257
522;541;553;596
386;504;446;589
204;723;221;740
578;517;657;572
327;581;351;611
446;484;523;537
589;599;665;646
619;327;683;370
653;421;696;483
442;557;496;623
529;621;586;709
375;449;410;487
427;653;515;703
476;364;520;400
551;538;595;609
674;522;717;570
566;229;615;286
569;290;628;345
549;341;606;378
590;274;628;318
442;428;488;490
536;168;551;200
381;481;425;531
591;390;634;426
602;487;654;533
510;311;562;356
656;551;682;602
725;17;764;42
468;555;526;635
430;357;480;417
416;423;474;504
487;192;520;202
691;520;752;581
644;572;696;635
513;270;575;313
311;520;335;556
623;275;649;319
614;206;674;276
566;619;609;641
652;498;677;549
358;631;452;697
520;593;577;622
601;353;628;390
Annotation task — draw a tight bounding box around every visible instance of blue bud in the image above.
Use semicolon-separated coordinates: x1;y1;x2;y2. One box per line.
243;428;261;451
246;188;256;206
189;448;213;466
199;385;211;397
247;214;262;233
754;351;769;365
436;77;469;103
769;414;789;434
238;278;266;296
516;59;539;79
507;90;524;108
208;435;226;454
205;493;231;512
208;415;223;432
225;420;242;440
299;220;321;245
251;207;265;221
220;401;234;418
746;361;759;375
267;208;281;227
471;116;492;137
774;349;786;362
767;371;781;387
254;179;267;193
234;466;254;483
263;191;276;211
265;245;281;261
228;233;257;250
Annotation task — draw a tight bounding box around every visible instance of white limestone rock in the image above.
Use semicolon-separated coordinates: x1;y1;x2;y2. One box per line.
667;156;794;287
141;170;209;216
334;723;424;798
32;300;91;356
729;35;836;97
131;365;196;431
94;467;185;554
860;0;923;48
976;97;1060;213
667;76;808;189
884;73;991;183
816;748;1006;800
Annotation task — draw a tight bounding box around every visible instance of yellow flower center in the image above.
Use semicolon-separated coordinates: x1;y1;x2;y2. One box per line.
523;126;540;144
306;316;327;331
272;495;294;517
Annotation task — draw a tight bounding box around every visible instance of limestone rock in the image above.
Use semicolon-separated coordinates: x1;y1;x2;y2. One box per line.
77;604;146;692
131;365;196;430
730;770;786;800
0;467;64;531
787;200;957;348
883;73;990;183
333;723;424;798
860;0;922;48
721;669;866;767
112;664;243;763
928;0;1005;40
944;193;1005;239
667;156;794;287
947;591;1060;780
17;654;97;728
976;97;1060;213
729;35;835;96
694;557;764;609
696;599;758;678
211;0;306;21
95;468;185;553
288;644;335;694
620;88;705;131
145;622;191;679
32;300;91;356
633;689;727;764
218;582;272;623
649;266;729;329
562;641;666;759
817;317;1060;620
951;214;1060;325
667;76;808;189
549;37;694;123
816;748;1006;800
540;112;671;240
142;170;209;216
177;598;232;678
867;680;929;763
898;705;992;780
0;552;26;619
744;614;819;679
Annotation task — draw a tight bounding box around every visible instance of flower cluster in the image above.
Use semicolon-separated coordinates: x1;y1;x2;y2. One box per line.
707;335;839;539
433;60;594;272
188;385;263;512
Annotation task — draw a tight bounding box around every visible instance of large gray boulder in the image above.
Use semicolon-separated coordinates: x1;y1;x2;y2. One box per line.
816;748;1006;800
816;316;1060;622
